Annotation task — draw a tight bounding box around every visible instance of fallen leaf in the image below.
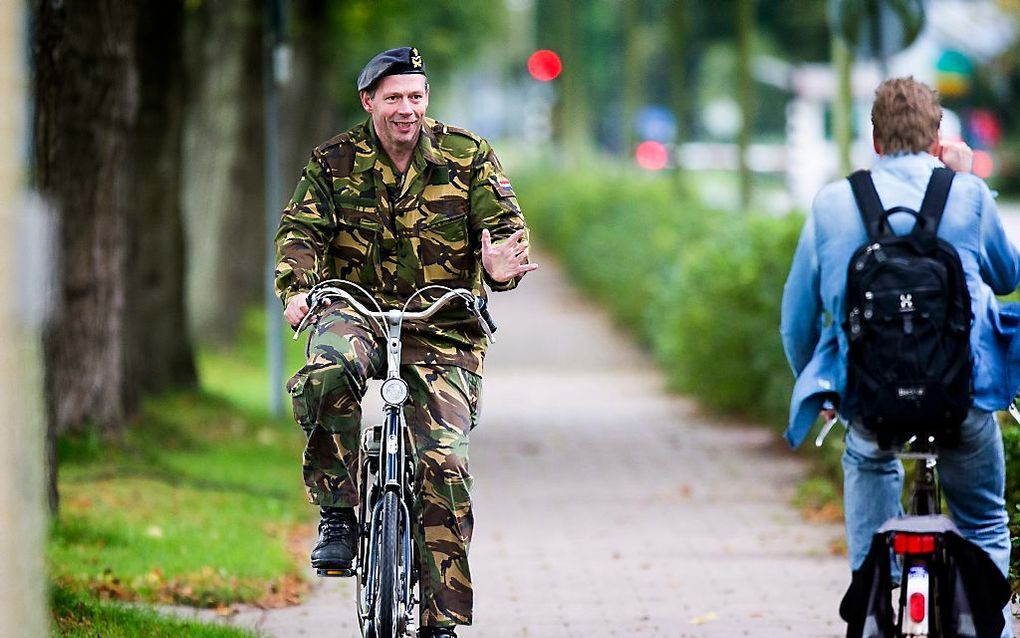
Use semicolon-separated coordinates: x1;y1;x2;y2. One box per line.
691;611;718;625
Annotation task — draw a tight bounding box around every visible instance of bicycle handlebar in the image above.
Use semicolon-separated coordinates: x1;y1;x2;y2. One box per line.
293;280;496;343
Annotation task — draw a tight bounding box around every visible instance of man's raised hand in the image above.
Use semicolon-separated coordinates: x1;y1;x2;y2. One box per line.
481;229;539;283
939;140;974;174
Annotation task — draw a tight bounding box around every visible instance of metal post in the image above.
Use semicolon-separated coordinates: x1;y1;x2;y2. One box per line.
264;0;286;415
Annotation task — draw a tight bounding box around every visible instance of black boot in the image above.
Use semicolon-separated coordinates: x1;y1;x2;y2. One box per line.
419;628;457;638
310;506;357;574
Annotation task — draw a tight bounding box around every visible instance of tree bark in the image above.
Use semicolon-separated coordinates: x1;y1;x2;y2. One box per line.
281;0;339;181
130;0;196;391
182;0;265;344
35;0;138;441
181;0;342;345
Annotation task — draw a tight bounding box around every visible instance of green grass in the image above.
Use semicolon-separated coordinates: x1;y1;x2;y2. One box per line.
198;309;308;415
51;311;313;633
51;585;259;637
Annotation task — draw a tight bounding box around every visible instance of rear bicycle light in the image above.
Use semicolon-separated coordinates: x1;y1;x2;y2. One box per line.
909;592;926;623
892;533;936;554
903;566;930;634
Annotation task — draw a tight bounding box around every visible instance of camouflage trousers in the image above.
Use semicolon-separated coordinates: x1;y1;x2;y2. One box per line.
287;307;481;627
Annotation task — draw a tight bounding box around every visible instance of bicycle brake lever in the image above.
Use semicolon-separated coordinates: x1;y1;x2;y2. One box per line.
815;415;841;447
1009;399;1020;426
472;297;496;344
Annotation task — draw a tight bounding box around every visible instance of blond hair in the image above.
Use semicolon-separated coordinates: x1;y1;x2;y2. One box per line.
871;77;942;155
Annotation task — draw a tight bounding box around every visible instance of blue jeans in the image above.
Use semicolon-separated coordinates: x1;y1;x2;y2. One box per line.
842;408;1013;637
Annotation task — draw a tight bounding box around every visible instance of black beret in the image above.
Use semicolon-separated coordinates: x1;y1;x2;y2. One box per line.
357;47;426;92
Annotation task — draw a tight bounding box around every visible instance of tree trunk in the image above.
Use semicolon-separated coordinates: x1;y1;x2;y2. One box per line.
130;0;196;391
182;0;265;344
281;0;339;181
735;0;754;209
555;0;591;160
621;0;641;155
35;0;138;442
833;35;854;175
669;0;688;143
34;0;196;512
669;0;689;185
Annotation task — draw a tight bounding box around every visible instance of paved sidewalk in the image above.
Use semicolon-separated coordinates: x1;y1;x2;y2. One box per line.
193;254;854;637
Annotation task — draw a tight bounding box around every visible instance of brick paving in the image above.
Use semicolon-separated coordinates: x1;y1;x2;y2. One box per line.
189;254;867;637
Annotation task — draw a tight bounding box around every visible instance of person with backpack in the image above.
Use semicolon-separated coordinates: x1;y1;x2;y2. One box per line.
780;77;1019;637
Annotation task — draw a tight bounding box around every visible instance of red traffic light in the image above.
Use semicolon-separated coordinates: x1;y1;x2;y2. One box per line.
973;150;994;179
635;140;669;171
527;50;562;82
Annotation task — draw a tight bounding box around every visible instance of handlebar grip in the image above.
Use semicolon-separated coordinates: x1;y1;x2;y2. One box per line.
475;297;498;334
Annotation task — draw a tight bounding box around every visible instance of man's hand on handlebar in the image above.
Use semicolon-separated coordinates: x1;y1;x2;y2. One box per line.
284;292;329;328
819;397;837;424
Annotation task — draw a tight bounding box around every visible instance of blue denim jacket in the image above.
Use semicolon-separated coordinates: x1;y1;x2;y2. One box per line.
779;153;1020;448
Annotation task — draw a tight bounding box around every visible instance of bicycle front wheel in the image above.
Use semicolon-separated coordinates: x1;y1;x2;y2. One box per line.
374;491;403;638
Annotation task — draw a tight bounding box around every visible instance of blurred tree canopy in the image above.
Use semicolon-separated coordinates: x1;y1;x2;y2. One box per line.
756;0;831;62
322;0;506;128
528;0;832;152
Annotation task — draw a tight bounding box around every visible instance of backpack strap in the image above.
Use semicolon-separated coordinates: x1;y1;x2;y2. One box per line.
848;170;885;241
916;167;955;236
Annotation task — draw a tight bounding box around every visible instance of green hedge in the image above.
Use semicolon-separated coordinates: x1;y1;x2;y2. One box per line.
517;163;1020;588
516;164;799;428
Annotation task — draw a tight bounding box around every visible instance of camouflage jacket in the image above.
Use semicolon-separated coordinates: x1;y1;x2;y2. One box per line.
275;117;529;374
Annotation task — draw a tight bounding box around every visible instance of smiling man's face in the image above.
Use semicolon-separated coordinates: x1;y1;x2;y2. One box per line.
360;74;429;155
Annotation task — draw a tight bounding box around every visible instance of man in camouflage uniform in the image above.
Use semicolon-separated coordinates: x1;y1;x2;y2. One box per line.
274;47;534;637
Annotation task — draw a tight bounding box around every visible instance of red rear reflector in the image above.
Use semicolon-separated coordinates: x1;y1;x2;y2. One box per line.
910;592;926;622
892;533;936;554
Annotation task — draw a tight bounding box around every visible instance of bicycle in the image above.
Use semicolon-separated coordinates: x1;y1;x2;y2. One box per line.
884;435;945;637
294;279;495;638
823;408;1009;638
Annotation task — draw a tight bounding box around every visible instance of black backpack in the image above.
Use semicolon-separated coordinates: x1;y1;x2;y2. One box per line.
844;168;973;448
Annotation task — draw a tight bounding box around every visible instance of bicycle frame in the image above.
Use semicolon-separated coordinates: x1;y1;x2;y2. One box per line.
891;438;946;638
820;417;952;638
295;280;493;638
357;309;418;637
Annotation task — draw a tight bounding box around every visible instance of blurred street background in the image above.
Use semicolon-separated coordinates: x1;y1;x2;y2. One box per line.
5;0;1020;636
